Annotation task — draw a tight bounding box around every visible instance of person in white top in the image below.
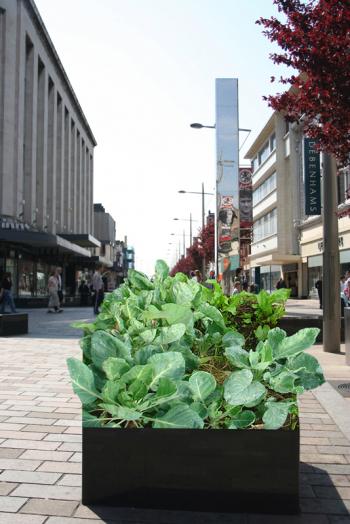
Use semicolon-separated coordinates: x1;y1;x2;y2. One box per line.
92;263;104;315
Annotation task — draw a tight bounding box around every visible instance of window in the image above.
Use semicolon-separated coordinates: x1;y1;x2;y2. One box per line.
252;132;276;173
258;142;270;165
253;208;277;242
253;172;277;206
270;133;276;152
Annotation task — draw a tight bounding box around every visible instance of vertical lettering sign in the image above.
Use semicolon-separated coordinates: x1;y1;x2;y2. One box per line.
304;138;321;215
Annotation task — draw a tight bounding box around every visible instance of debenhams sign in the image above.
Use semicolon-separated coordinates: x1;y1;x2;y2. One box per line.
304;138;321;215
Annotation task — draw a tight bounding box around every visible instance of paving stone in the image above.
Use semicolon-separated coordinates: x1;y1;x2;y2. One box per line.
57;474;81;486
0;495;28;512
0;431;46;441
0;439;59;451
58;442;81;452
300;497;350;515
301;437;330;445
69;451;82;462
37;460;81;474
6;417;58;425
0;470;61;484
43;433;81;443
313;485;350;499
0;514;46;523
318;446;350;454
20;498;78;516
0;448;23;458
300;453;348;464
22;425;67;433
19;450;73;461
0;481;17;495
45;518;101;524
246;515;328;524
11;483;81;500
0;459;42;471
0;423;26;431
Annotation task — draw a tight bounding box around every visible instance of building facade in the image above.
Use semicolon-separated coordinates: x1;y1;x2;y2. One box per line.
0;0;99;304
245;110;350;297
245;114;301;294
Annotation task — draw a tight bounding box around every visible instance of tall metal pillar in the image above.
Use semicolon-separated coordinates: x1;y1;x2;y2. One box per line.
215;79;240;295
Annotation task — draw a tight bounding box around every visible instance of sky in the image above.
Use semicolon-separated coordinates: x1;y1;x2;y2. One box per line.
35;0;287;276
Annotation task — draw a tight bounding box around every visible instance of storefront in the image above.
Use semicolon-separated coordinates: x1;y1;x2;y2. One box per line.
307;249;350;298
259;265;281;293
0;225;95;306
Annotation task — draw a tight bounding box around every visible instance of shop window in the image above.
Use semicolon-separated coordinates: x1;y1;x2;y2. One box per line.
18;260;34;296
36;261;49;296
5;259;18;298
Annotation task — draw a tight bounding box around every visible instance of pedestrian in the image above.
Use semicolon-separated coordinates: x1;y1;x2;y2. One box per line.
340;275;346;293
315;278;322;309
209;270;215;280
92;263;104;315
195;270;202;283
78;280;90;307
276;277;287;289
232;280;241;295
0;272;17;314
190;271;197;282
47;269;62;313
55;267;64;308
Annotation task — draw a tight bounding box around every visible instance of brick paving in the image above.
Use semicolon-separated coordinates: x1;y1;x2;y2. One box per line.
0;308;349;523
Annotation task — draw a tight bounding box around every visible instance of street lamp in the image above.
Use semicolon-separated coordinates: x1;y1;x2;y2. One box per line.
178;185;214;277
173;216;198;246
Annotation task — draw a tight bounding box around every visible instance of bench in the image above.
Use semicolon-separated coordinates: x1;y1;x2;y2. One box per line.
0;313;28;336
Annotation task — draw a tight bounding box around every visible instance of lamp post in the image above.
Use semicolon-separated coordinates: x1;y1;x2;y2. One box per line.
170;232;190;258
178;185;214;278
173;217;198;251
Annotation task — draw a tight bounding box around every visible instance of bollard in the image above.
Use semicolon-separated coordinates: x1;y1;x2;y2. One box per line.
344;308;350;365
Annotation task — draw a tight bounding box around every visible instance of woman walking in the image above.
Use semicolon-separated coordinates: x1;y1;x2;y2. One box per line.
47;270;62;313
0;272;17;313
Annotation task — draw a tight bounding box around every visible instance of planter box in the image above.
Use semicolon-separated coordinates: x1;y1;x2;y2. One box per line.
82;426;300;514
0;313;28;336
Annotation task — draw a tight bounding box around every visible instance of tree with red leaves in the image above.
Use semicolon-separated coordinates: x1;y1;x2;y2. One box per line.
257;0;350;165
258;0;350;353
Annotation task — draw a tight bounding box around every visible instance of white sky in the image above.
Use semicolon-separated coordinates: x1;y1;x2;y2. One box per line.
35;0;286;276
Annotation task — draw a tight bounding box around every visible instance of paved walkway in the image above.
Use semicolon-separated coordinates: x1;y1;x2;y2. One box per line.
0;308;349;522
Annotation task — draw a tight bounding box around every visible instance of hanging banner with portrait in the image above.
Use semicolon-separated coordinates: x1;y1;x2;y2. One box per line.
239;167;253;267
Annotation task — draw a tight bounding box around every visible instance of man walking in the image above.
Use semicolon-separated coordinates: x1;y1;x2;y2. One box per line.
56;267;64;309
92;263;104;315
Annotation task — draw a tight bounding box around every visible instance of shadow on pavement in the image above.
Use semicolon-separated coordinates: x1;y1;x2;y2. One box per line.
83;464;349;523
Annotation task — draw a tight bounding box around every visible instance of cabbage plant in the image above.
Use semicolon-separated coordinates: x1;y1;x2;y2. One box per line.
67;260;324;430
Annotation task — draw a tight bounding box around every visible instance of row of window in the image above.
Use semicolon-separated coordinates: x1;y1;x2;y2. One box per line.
252;133;276;173
253;172;277;207
253;208;277;242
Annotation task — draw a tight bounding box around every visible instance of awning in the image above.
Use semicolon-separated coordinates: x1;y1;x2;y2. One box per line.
0;229;91;257
59;233;101;248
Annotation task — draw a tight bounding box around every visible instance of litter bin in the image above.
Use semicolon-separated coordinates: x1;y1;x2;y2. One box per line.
344;307;350;365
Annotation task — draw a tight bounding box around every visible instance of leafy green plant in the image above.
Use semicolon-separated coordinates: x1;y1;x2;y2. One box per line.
207;281;290;348
68;260;324;430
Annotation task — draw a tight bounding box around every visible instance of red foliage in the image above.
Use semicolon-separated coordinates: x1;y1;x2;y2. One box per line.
257;0;350;165
169;222;215;276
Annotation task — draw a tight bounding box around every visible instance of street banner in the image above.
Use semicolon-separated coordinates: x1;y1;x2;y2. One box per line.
304;138;321;215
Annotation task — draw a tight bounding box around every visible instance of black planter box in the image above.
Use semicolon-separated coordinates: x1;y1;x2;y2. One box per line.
82;426;300;514
0;313;28;336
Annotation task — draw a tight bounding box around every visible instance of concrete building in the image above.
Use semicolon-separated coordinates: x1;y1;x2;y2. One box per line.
244;114;302;294
0;0;99;304
245;111;350;297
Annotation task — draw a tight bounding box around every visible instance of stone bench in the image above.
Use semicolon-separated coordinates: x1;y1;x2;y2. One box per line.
0;313;28;336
